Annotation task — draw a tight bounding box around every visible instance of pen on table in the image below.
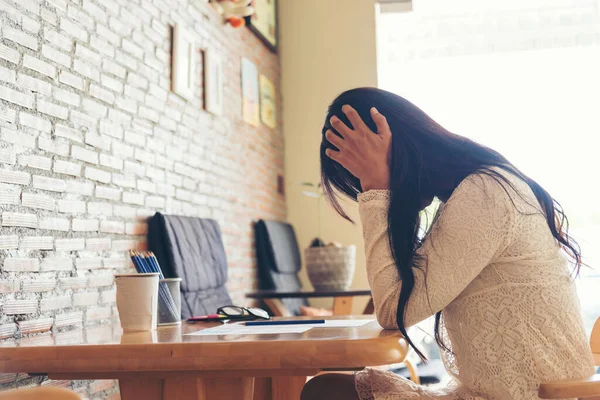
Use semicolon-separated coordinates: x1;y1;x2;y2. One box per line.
245;319;326;326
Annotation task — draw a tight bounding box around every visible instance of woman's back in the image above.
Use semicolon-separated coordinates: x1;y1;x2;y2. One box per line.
439;169;594;399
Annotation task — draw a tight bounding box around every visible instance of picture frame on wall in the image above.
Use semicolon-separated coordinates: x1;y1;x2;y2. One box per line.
259;75;276;129
171;23;195;101
241;58;260;127
245;0;278;53
204;48;224;116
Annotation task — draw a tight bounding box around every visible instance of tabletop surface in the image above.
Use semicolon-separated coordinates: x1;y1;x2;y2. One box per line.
0;316;407;375
246;289;372;299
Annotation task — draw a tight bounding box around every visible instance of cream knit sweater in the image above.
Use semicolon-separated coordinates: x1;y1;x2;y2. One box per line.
355;169;594;400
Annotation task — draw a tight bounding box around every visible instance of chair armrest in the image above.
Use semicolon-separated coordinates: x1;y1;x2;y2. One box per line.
263;298;293;317
539;374;600;399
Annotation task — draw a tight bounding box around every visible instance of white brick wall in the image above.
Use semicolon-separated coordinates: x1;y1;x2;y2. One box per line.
56;124;83;142
0;44;20;65
0;85;34;108
38;136;70;156
3;258;39;272
37;98;69;119
20;112;51;132
54;238;85;251
58;70;83;90
53;160;81;176
0;0;285;395
23;55;56;78
40;257;72;271
56;199;85;214
44;28;73;51
39;217;70;231
2;212;38;228
17;73;51;96
32;175;66;192
72;218;99;231
20;236;54;250
86;238;111;251
22;193;55;210
3;26;38;50
19;155;52;171
23;279;56;292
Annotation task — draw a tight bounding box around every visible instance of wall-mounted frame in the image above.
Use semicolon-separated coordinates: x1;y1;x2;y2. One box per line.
204;48;224;116
245;0;278;53
171;23;195;101
259;74;276;129
241;58;259;127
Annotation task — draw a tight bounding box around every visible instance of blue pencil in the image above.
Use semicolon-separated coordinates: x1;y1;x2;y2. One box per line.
143;252;178;317
245;320;326;326
129;251;179;320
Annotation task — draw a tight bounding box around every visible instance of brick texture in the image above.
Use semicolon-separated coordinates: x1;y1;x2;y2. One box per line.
0;0;283;396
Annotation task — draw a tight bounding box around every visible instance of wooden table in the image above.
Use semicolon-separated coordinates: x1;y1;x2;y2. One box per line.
0;316;407;400
246;289;373;316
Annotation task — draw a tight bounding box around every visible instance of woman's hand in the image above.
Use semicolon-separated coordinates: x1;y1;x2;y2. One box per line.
325;105;392;191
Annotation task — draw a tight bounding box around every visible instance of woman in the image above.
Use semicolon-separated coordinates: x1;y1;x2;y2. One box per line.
301;88;594;400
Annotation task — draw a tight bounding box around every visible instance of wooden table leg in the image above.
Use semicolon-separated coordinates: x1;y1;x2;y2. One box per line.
253;377;272;400
163;377;201;398
332;296;353;315
119;379;163;400
271;376;306;400
120;377;255;400
198;377;255;400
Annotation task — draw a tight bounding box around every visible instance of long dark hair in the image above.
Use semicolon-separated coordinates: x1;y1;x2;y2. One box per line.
320;87;582;359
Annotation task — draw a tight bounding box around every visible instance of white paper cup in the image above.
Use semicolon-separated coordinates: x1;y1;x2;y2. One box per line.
115;273;159;332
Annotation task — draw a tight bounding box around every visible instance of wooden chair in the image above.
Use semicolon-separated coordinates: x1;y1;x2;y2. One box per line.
0;387;81;399
539;317;600;399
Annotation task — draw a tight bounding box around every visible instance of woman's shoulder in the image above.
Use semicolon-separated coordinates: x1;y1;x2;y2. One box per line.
451;166;536;210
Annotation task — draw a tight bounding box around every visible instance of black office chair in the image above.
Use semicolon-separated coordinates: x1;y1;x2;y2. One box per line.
254;220;308;316
147;212;231;319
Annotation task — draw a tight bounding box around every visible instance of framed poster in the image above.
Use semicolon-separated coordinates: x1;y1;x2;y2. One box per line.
246;0;277;53
171;23;195;101
259;74;276;129
241;58;259;127
204;48;223;116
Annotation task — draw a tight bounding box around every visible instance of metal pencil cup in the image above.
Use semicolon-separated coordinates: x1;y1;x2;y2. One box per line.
158;278;182;326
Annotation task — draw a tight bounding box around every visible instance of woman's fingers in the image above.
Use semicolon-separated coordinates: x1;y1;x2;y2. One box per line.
342;104;369;133
325;130;345;150
325;148;343;163
370;107;391;138
330;115;353;138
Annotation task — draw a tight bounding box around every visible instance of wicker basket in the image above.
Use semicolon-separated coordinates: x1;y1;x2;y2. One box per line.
305;245;356;291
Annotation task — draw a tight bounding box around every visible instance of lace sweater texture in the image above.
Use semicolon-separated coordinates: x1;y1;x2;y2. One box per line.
355;169;594;399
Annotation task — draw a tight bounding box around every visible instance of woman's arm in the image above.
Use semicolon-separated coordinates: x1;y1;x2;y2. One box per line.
358;172;517;329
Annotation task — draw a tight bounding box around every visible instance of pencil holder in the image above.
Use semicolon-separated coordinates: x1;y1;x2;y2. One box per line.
158;278;182;326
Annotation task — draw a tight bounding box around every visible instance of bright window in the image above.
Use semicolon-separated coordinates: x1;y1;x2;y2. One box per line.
378;2;600;332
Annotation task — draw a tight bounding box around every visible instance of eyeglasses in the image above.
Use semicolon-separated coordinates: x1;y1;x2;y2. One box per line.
217;305;270;321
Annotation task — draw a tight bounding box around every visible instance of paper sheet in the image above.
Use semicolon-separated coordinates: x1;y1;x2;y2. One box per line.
281;319;374;329
185;319;374;336
317;319;374;328
186;324;312;336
